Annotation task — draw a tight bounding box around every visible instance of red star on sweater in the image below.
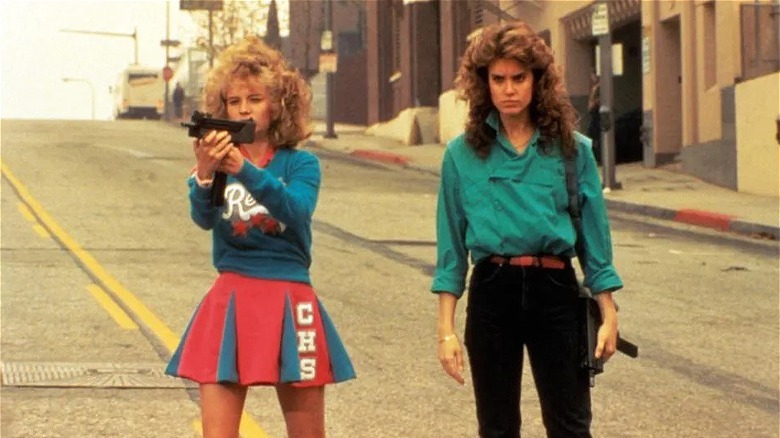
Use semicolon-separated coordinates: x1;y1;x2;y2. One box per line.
231;220;250;237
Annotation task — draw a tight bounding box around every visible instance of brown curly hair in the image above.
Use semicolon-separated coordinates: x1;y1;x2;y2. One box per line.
455;21;578;158
203;36;312;148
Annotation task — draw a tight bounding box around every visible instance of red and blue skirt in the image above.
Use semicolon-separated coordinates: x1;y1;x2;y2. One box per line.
165;272;356;387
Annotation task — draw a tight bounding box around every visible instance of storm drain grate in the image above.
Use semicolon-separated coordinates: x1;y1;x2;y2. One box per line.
1;361;186;389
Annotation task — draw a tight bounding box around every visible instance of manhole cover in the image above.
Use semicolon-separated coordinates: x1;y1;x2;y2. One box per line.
1;362;186;389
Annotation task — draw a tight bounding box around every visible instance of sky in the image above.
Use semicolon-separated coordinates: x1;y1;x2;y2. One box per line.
0;0;288;120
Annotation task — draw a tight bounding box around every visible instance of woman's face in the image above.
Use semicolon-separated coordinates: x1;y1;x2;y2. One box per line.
487;57;534;119
224;76;272;139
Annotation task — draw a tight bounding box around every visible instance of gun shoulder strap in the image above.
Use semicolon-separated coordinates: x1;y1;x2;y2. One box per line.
564;155;587;273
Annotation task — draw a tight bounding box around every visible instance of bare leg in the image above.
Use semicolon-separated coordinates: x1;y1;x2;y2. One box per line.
200;383;248;438
275;384;325;438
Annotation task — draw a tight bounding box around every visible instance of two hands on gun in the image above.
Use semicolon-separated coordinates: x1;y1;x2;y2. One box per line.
580;287;639;387
182;111;256;206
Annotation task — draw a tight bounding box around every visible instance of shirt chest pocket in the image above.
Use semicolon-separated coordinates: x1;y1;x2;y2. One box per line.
490;166;568;212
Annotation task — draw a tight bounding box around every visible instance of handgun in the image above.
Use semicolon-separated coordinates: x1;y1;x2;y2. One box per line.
579;286;639;387
181;111;256;206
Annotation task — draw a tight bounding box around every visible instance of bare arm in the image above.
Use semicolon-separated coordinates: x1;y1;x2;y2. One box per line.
594;291;618;361
436;292;465;385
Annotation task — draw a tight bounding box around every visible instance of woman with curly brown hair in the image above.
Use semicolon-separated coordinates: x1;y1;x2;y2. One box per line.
431;21;622;437
166;36;355;438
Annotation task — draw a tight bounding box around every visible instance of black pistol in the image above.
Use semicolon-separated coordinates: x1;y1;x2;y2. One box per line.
181;111;256;206
579;287;639;387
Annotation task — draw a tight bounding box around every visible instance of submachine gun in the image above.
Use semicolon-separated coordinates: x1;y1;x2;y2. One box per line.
579;287;639;387
182;111;256;206
565;156;639;387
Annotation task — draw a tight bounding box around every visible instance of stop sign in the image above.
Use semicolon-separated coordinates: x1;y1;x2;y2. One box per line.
162;65;174;82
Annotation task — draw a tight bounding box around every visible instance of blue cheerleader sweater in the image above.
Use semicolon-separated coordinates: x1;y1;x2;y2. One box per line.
189;148;320;285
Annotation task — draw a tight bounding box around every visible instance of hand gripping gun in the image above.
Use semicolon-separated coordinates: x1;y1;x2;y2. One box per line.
182;111;255;206
565;156;639;387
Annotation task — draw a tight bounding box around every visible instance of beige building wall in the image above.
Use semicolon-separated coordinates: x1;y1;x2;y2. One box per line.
643;0;685;156
643;1;754;150
735;72;780;196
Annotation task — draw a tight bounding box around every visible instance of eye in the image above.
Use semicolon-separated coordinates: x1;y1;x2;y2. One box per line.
226;98;240;106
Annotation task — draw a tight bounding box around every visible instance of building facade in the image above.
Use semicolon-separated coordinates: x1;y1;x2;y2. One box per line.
287;0;779;196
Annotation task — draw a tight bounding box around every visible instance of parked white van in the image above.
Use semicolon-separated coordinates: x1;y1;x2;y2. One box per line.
112;65;165;119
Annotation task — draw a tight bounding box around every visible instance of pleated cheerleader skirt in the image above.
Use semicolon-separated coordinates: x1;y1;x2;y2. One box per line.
165;272;356;387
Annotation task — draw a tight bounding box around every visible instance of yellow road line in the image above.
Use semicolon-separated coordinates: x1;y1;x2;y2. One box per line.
239;412;270;437
87;284;139;330
17;202;37;222
1;161;270;438
32;224;51;239
17;203;50;238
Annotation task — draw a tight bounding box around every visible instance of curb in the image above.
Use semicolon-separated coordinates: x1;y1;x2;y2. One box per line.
350;149;411;166
605;199;779;240
307;140;780;241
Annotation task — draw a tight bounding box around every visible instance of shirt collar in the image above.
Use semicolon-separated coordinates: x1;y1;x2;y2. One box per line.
485;109;541;154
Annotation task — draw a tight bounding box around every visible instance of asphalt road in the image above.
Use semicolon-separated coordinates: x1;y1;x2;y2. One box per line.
1;119;777;438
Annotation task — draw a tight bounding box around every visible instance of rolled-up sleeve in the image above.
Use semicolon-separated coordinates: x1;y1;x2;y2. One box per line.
578;144;623;294
431;149;469;298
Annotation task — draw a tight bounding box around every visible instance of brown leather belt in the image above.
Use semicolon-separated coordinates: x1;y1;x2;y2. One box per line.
489;255;567;269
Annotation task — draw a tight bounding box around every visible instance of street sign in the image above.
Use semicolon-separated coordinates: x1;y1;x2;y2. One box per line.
592;3;609;36
162;66;174;82
320;31;333;51
319;52;337;73
180;0;223;11
160;39;181;47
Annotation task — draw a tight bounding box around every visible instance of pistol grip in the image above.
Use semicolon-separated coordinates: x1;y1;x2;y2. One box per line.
211;172;227;206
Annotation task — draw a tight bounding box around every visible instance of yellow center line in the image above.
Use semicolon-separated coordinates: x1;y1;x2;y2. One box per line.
17;202;37;222
87;284;139;330
1;161;270;438
17;202;51;238
32;224;51;239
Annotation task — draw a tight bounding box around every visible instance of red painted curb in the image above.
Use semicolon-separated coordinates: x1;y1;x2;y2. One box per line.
673;209;734;231
350;149;411;166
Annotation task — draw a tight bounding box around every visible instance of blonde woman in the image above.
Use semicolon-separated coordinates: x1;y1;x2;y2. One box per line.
166;36;355;438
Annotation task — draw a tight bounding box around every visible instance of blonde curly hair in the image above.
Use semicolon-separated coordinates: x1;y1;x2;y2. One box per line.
203;36;312;148
455;21;578;158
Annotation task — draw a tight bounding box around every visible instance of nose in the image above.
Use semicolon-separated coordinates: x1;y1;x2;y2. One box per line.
238;99;250;114
502;81;516;95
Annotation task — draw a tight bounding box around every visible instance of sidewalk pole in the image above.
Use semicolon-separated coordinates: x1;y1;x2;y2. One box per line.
324;0;338;139
164;1;170;121
596;0;621;190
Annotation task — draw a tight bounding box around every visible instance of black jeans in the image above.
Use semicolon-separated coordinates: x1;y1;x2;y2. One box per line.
464;258;592;438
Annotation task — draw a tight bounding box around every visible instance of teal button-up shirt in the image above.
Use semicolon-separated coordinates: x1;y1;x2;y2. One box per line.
431;112;622;298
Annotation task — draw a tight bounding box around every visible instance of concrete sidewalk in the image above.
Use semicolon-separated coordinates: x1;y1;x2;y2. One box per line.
306;121;780;241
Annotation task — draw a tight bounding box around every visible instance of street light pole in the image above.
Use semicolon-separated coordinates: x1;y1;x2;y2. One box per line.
594;0;621;191
60;28;139;65
164;1;170;120
324;0;337;138
62;77;96;120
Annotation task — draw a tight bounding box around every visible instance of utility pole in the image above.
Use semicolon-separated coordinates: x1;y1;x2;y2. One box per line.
324;0;337;138
208;9;215;68
593;1;621;191
165;1;171;120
